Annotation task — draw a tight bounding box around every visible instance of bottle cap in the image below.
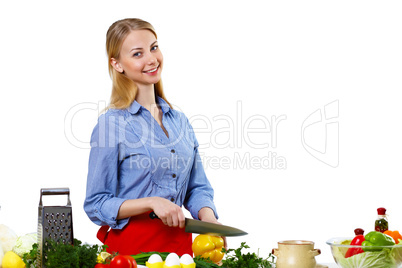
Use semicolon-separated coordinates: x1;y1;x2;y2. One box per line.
377;207;386;215
354;228;364;236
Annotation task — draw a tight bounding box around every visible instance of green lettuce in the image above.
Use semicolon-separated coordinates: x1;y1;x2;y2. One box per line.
390;244;402;264
12;233;37;258
332;244;397;268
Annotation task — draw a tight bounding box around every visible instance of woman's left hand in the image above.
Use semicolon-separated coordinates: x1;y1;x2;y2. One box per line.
198;207;228;249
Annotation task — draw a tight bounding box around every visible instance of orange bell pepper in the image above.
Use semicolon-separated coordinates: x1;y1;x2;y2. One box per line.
192;234;225;263
384;230;402;244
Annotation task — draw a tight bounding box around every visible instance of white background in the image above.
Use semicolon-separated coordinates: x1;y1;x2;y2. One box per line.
1;0;401;264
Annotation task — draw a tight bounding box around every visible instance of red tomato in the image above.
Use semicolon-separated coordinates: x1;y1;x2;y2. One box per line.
127;256;137;268
95;264;110;268
110;255;137;268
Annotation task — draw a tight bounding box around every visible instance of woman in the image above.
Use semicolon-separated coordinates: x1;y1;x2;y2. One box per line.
84;18;219;256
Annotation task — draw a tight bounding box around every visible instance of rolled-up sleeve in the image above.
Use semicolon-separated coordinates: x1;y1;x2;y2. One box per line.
83;113;129;229
184;147;218;220
183;119;218;220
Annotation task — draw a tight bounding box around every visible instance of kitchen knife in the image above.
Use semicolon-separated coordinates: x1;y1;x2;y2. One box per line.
149;212;247;237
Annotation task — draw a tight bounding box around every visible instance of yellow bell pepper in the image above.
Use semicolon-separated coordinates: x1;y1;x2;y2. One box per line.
192;234;225;263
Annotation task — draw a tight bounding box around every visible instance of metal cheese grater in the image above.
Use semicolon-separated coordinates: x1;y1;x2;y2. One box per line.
37;188;74;267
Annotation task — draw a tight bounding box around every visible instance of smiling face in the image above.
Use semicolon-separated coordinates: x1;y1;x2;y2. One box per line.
111;29;163;90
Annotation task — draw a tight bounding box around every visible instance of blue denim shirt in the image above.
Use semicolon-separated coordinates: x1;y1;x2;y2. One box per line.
84;97;217;229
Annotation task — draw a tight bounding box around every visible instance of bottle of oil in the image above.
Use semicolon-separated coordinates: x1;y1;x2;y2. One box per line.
375;207;388;233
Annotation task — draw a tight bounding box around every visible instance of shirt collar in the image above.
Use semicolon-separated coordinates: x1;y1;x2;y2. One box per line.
127;100;142;115
127;96;171;115
157;96;172;114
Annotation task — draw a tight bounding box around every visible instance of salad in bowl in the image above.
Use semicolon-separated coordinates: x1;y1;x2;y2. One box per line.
327;229;402;268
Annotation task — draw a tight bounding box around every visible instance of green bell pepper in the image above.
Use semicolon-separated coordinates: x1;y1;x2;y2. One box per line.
362;231;395;251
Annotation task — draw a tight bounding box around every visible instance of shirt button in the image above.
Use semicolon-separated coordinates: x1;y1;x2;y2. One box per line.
171;149;175;153
172;173;176;178
170;197;175;202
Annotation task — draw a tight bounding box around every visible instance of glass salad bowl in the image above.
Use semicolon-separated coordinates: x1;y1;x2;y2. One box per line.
327;237;402;268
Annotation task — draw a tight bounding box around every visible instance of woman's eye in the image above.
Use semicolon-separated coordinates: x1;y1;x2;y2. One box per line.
133;52;142;57
151;45;159;51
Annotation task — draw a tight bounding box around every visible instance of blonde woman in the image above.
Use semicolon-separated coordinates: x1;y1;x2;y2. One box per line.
84;18;219;255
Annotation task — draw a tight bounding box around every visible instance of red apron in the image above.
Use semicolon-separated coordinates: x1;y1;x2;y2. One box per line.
97;211;193;256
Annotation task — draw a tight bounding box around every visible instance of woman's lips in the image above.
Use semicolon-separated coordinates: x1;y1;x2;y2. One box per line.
143;66;159;74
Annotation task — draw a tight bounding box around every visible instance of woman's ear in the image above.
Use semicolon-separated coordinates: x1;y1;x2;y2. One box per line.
110;58;124;73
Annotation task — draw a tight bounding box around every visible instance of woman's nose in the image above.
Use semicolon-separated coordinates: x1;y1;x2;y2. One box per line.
147;54;157;65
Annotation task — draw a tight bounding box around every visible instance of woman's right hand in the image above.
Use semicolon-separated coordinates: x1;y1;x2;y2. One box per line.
151;197;186;228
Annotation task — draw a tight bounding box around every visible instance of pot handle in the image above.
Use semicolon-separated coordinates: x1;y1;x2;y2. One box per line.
309;248;321;257
272;248;280;256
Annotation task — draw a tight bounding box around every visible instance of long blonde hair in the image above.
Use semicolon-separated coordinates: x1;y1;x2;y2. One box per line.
106;18;171;110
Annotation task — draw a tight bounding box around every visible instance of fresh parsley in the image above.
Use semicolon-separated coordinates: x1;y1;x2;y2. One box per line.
23;239;100;268
221;242;275;268
193;255;220;267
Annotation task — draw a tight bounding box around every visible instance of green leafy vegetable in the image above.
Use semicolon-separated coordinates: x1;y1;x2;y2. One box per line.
221;242;275;268
22;239;100;268
75;240;100;268
22;242;39;268
12;232;37;257
332;243;395;268
193;255;220;267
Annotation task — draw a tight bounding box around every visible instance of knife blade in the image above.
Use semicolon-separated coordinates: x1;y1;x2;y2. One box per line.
149;212;248;237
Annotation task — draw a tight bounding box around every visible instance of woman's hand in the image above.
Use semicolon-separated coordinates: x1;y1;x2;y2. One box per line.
151;197;186;228
198;207;228;249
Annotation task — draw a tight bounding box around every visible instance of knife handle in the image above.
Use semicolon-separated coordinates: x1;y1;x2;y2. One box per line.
149;211;159;219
